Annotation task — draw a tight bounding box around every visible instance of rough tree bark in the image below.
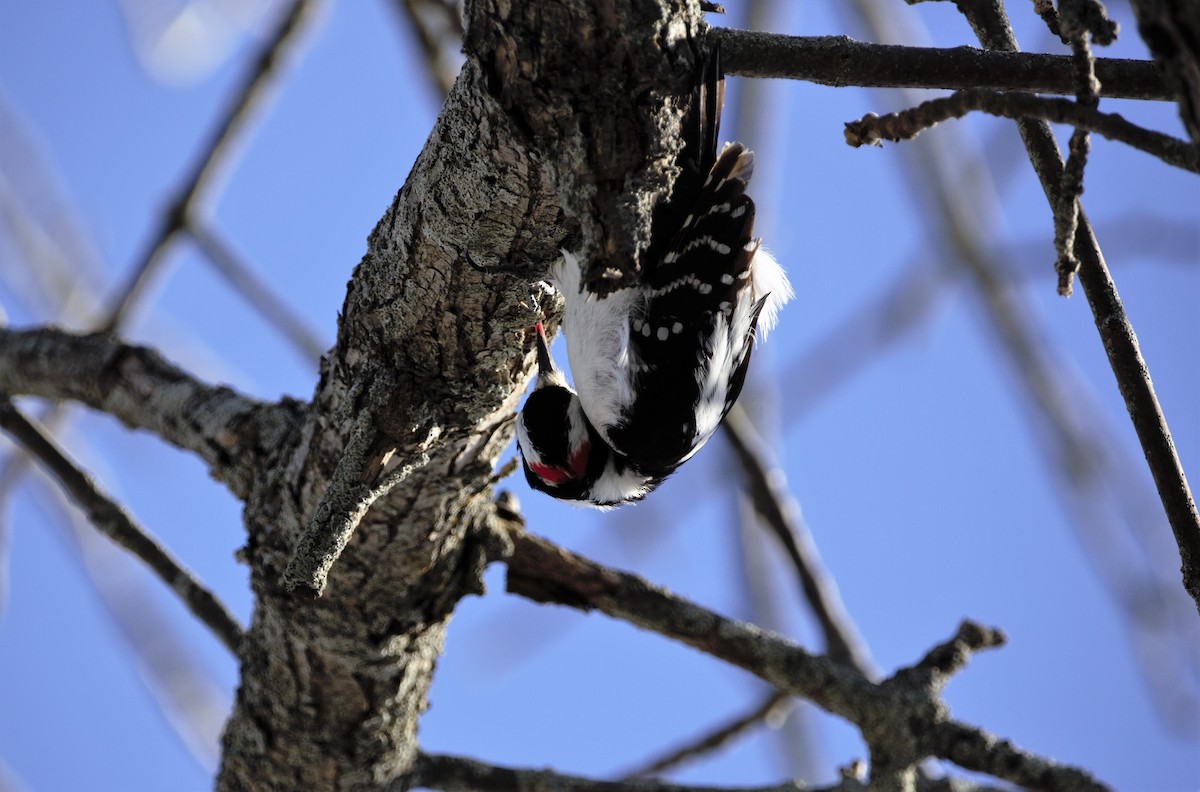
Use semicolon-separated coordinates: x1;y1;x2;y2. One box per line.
214;1;705;788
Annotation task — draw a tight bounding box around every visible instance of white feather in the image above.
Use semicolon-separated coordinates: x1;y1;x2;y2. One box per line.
748;246;792;338
549;250;641;447
587;459;653;507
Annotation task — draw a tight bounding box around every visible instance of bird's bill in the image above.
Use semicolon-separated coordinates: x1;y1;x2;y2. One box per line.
535;322;556;378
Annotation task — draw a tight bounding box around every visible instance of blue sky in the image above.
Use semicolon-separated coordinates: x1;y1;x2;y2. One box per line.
1;1;1197;790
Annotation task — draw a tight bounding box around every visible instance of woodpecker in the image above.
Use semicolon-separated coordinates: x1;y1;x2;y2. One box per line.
516;45;792;507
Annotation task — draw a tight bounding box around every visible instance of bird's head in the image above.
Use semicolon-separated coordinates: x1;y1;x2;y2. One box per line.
516;323;600;501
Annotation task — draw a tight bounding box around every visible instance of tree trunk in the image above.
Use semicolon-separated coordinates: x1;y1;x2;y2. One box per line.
215;1;704;788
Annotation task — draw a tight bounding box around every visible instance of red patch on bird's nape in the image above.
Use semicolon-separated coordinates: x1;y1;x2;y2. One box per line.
529;460;570;486
568;441;590;479
528;440;590;487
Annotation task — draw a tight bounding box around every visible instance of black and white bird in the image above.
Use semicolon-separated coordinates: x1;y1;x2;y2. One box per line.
516;46;792;507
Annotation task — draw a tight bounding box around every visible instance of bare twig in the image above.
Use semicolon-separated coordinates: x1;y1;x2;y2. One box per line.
505;530;1109;790
842;0;1200;736
0;394;244;654
713;28;1169;99
412;751;1014;792
843;90;1200;173
98;0;323;332
620;691;793;780
184;221;327;365
1031;0;1067;41
722;406;875;676
31;482;229;770
1052;0;1109;296
945;0;1200;614
391;0;464;98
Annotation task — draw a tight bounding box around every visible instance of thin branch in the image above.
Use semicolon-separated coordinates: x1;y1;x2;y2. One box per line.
620;691;793;780
909;620;1007;682
843;89;1200;173
842;0;1200;737
98;0;324;332
945;0;1200;614
410;752;809;792
31;482;229;770
505;530;1109;790
1052;0;1108;296
0;326;300;500
0;394;243;654
713;28;1170;100
722;406;875;677
184;220;327;365
391;0;464;98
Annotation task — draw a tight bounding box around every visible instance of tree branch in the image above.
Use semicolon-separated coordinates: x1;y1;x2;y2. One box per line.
505;530;1109;790
184;220;327;365
619;691;793;780
99;0;324;332
722;406;875;676
217;0;699;784
843;89;1200;173
940;0;1200;615
410;751;1018;792
0;326;301;500
714;28;1170;100
409;752;808;792
0;394;244;654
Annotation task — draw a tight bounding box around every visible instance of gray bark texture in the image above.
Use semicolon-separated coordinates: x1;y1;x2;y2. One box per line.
213;1;704;788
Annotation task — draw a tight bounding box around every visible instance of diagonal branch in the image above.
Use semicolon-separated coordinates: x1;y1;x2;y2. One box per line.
0;394;244;654
619;690;792;781
942;0;1200;615
0;326;301;500
1126;0;1200;143
843;89;1200;173
184;221;328;366
390;0;465;99
505;530;1109;790
31;482;230;769
713;28;1170;100
722;406;875;676
99;0;324;332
